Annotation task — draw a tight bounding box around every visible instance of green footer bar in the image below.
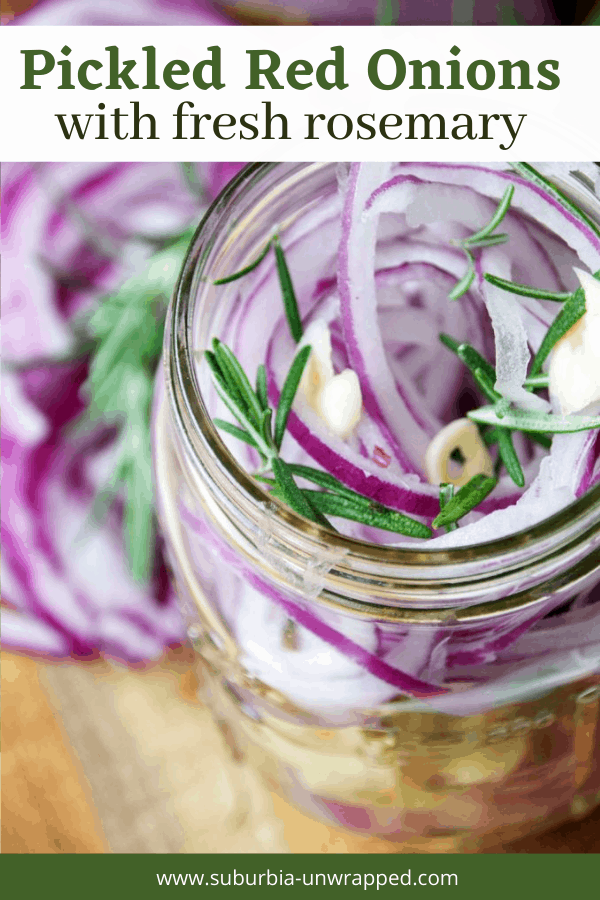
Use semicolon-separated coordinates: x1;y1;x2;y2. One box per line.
0;853;598;899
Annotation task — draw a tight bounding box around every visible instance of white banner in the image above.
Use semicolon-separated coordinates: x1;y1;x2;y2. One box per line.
1;25;598;161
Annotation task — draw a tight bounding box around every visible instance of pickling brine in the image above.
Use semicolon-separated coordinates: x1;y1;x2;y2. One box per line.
153;162;600;850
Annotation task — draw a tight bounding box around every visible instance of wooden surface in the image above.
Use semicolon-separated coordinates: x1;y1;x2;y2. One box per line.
2;649;599;855
2;654;108;853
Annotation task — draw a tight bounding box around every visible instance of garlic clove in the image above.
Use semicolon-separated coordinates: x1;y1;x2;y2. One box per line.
425;418;494;487
548;268;600;416
299;318;335;409
319;370;362;439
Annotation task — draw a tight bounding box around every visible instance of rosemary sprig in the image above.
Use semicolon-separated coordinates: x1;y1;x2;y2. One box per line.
78;227;194;582
449;185;514;301
298;490;432;538
432;474;497;529
207;338;432;539
463;184;514;247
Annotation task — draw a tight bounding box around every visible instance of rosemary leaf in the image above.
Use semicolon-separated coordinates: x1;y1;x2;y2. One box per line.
256;364;269;411
439;483;458;532
274;236;303;342
459;348;497;386
488;426;552;449
524;373;550;389
254;473;276;486
88;304;146;395
484;273;571;303
526;431;552;449
269;484;335;530
204;349;232;396
468;405;600;434
211;375;273;457
432;474;497;528
274;345;312;450
260;408;276;452
472;366;501;402
123;423;155;583
529;287;586;376
439;333;496;385
449;250;475;301
302;491;432;538
271;458;324;525
212;339;264;428
285;464;364;501
496;428;525;487
439;332;460;353
213;238;272;285
463;233;509;250
463;185;514;245
212;418;258;448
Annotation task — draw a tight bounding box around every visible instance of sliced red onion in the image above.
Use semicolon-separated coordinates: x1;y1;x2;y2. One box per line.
198;162;600;700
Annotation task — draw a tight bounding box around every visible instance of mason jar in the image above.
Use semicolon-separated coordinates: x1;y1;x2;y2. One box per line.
152;162;600;852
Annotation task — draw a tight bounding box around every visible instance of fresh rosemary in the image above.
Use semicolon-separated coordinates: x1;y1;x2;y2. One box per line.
76;227;195;582
449;184;514;300
207;247;432;540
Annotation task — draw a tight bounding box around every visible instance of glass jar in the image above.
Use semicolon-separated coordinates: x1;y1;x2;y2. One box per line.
152;162;600;852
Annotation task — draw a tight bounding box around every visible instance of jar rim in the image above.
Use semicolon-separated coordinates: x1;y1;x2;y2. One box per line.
167;161;600;597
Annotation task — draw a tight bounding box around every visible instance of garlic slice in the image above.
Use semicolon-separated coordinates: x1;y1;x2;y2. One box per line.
425;418;494;487
549;268;600;416
319;370;363;439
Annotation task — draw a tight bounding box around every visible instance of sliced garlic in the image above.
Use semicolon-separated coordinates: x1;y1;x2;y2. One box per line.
319;370;363;439
299;318;362;438
425;418;494;487
549;268;600;416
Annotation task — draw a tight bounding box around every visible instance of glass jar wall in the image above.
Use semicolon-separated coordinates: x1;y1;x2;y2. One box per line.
152;162;600;851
